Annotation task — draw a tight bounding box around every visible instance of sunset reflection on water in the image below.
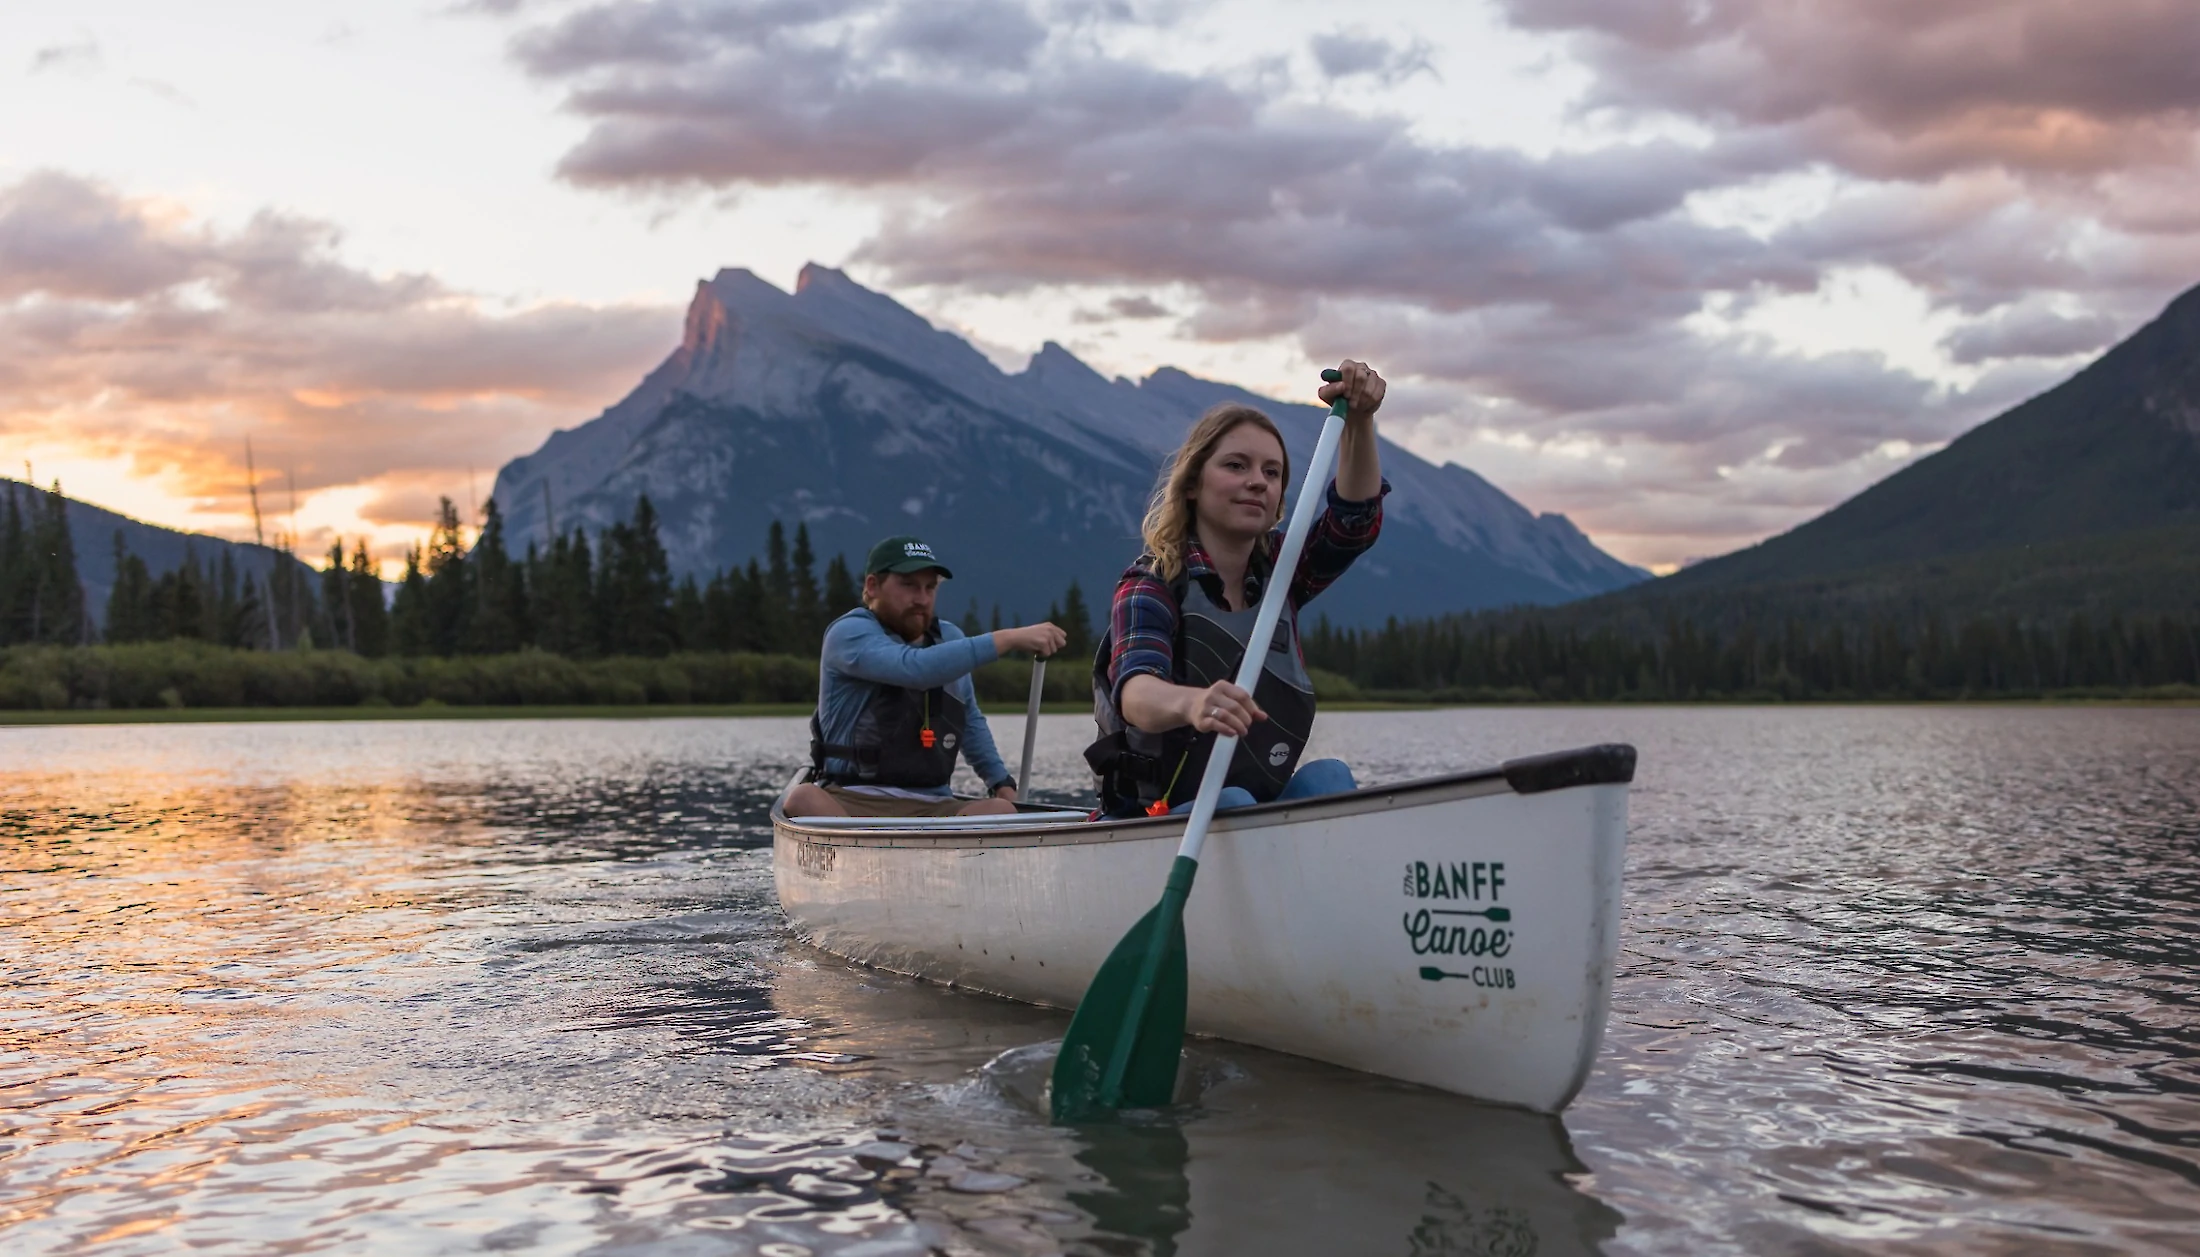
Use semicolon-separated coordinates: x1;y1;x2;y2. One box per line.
4;709;2198;1255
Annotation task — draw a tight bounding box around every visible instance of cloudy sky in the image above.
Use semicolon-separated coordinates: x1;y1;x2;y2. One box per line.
6;0;2197;573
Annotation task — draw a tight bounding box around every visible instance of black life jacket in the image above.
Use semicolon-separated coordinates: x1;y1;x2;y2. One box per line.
1085;562;1316;815
809;613;969;790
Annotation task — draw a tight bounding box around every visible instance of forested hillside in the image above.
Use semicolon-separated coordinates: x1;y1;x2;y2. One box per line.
3;482;1110;711
0;480;87;647
1304;605;2200;701
1664;282;2200;593
1298;282;2200;700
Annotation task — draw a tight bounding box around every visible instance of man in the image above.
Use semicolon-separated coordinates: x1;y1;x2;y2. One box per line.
784;535;1066;818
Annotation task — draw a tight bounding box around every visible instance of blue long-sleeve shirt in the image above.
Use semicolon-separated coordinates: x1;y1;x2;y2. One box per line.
816;608;1009;798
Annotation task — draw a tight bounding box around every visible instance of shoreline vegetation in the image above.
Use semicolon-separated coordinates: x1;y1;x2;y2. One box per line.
8;695;2197;727
8;483;2195;719
3;641;2193;722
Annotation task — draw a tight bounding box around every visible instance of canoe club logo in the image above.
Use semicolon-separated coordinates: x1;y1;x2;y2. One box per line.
1402;860;1517;990
903;542;936;561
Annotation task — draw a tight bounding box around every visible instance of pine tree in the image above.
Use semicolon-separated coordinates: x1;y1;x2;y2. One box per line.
960;599;982;638
265;548;294;649
672;575;705;651
763;520;793;652
736;559;769;653
790;523;823;651
700;569;739;651
27;482;86;643
215;550;246;646
105;532;156;644
322;541;357;652
389;547;433;657
234;569;271;650
824;554;860;625
465;498;527;654
634;494;675;654
528;528;597;658
1059;579;1094;663
151;547;208;642
349;541;389;658
0;483;26;645
599;494;674;656
420;497;472;655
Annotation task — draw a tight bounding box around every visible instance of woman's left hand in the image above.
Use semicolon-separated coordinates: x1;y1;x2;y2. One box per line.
1318;360;1385;422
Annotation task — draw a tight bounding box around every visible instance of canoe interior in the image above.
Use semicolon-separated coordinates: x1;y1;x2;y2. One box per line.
772;743;1636;848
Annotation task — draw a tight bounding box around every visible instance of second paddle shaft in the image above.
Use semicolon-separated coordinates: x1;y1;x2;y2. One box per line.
1017;655;1046;799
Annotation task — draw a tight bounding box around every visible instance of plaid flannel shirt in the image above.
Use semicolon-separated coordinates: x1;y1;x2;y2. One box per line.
1108;478;1389;707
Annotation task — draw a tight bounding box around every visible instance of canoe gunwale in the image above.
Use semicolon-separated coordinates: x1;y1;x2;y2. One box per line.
770;742;1637;850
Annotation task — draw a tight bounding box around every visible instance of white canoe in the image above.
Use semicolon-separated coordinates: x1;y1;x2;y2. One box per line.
771;743;1634;1114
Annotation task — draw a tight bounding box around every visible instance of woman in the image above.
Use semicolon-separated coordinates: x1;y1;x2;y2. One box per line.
1086;361;1387;817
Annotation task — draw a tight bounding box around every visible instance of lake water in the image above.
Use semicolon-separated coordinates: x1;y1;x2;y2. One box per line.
4;707;2196;1255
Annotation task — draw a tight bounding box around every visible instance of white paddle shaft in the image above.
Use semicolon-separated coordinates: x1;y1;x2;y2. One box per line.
1017;656;1046;795
1173;407;1348;865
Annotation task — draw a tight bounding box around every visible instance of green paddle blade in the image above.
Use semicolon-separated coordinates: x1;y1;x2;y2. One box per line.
1051;858;1194;1123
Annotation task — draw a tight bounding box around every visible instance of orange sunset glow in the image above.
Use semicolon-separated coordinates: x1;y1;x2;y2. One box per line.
0;174;676;576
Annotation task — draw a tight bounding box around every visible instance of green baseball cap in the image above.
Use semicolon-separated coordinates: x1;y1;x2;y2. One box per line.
865;535;954;578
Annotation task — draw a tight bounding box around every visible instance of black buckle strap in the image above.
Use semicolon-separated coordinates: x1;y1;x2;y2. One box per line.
809;710;880;784
1084;731;1160;780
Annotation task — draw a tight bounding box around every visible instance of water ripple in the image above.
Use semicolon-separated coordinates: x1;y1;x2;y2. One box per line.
3;708;2197;1254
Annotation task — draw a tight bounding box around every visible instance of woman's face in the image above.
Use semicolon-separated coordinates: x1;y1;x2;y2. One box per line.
1190;423;1286;543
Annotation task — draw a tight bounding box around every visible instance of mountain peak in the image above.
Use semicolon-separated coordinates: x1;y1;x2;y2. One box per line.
789;262;920;331
491;261;1647;622
705;267;783;304
1023;341;1110;385
794;262;854;294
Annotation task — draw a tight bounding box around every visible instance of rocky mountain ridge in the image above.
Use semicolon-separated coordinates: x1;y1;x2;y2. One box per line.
491;265;1645;626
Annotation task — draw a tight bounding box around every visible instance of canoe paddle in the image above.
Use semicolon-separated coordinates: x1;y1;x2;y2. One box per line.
1017;654;1047;802
1050;368;1352;1123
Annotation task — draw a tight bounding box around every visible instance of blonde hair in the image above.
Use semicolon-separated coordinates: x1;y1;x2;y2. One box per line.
1139;404;1289;581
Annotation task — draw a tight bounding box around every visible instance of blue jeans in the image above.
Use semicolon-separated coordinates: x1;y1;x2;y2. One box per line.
1170;758;1357;813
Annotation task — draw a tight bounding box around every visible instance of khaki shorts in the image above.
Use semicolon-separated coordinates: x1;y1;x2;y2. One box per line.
820;786;970;818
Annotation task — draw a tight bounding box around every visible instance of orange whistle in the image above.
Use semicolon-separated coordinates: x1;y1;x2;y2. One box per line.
920;728;936;749
1145;799;1169;817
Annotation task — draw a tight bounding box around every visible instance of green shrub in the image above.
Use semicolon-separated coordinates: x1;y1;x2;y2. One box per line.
0;644;822;710
1306;667;1363;702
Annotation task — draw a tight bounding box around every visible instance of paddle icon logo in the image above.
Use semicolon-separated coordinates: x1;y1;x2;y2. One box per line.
1267;742;1290;767
1403;860;1519;990
941;732;958;751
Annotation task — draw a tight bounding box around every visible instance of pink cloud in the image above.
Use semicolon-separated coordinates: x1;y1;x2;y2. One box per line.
0;171;675;540
475;0;2200;562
